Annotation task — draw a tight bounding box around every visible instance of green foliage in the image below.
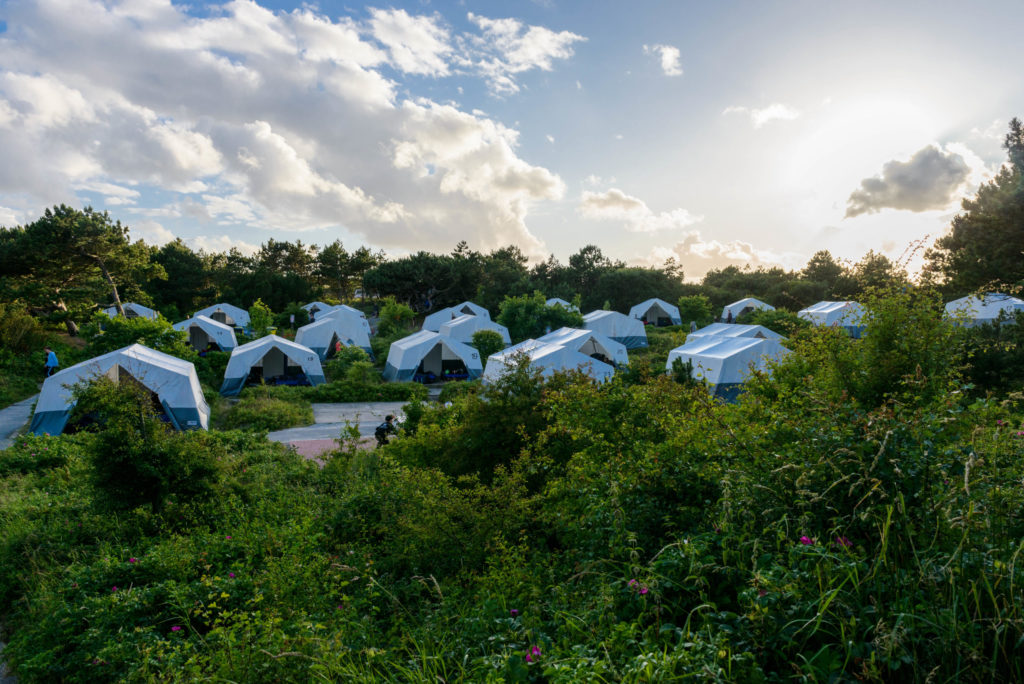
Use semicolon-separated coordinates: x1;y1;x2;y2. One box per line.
497;290;584;342
345;360;380;385
676;294;715;328
222;385;314;431
958;311;1024;396
73;378;222;513
193;350;231;389
738;307;811;336
0;302;54;406
247;298;274;337
377;295;415;337
82;312;196;360
272;302;310;330
470;328;505;361
322;346;371;381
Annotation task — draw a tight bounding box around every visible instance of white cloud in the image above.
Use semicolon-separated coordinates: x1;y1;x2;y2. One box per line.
545;134;554;143
131;219;176;246
369;8;452;77
578;188;702;232
643;44;682;76
723;103;801;128
466;13;585;94
845;144;972;218
0;0;571;254
643;231;791;280
189;233;259;255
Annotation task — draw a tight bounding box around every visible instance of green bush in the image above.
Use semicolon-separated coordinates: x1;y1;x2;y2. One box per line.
497;291;584;342
377;296;415;337
72;378;223;513
676;294;715;328
81;312;196;360
323;346;371;381
223;387;313;431
470;328;505;361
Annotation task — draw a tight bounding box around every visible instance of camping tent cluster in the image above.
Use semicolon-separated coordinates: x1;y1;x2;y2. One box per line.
31;344;210;435
630;298;682;327
384;302;495;382
944;293;1024;327
583;310;648;349
667;327;789;402
482;327;627;384
193;303;250;329
798;301;866;337
721;298;774;322
173;315;238;352
295;306;372;358
103;302;158;320
220;335;325;396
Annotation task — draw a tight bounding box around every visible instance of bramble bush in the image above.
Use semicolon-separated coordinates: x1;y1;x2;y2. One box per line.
222;385;314;431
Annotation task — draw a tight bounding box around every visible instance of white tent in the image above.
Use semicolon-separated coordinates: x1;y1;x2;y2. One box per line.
537;327;629;366
798;301;866;337
322;304;367;320
422;301;491;331
944;293;1024;327
220;335;326;396
173;315;239;352
439;314;512;345
483;339;615;384
103;302;158;320
546;297;579;312
666;335;789;402
382;330;482;382
295;314;373;359
30;344;209;435
721;298;774;322
582;310;648;349
630;298;682;326
193;303;250;329
302;301;335;320
688;323;784;340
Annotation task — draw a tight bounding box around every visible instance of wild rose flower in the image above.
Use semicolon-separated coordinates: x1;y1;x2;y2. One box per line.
510;608;519;617
799;536;813;545
171;626;181;632
229;572;235;578
111;586;118;592
525;655;533;663
128;558;137;564
639;586;649;595
532;646;541;656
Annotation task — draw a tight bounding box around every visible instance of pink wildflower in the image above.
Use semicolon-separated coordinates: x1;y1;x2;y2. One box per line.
532;646;541;656
229;572;235;578
835;536;853;548
128;558;137;564
799;536;813;545
111;586;118;592
525;655;533;663
510;608;519;617
171;626;181;632
639;586;649;595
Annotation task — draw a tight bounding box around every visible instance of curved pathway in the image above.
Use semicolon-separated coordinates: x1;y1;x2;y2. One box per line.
267;401;408;460
0;396;37;451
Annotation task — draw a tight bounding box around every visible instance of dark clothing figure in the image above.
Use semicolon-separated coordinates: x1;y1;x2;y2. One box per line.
375;415;397;448
726;309;733;324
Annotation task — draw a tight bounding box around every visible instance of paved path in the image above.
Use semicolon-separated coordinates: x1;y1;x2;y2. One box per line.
0;395;37;451
267;401;408;459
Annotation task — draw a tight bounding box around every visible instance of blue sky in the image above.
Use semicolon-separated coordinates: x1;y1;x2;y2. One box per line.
1;0;1021;278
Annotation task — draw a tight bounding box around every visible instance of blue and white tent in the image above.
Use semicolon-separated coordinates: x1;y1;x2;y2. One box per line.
103;302;158;320
546;297;579;312
688;323;783;340
173;315;238;352
720;297;774;322
944;293;1024;327
483;339;615;384
582;310;648;349
537;327;629;367
302;301;336;321
193;303;250;329
666;335;788;402
220;335;325;396
422;301;491;332
630;298;682;326
322;304;367;320
439;314;512;345
30;344;209;435
295;314;372;359
798;301;866;337
383;330;482;382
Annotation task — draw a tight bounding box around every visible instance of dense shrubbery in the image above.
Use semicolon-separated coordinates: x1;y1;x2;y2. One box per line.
221;386;314;432
3;290;1024;681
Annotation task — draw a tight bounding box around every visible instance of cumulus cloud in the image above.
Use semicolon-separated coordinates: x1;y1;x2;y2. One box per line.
130;219;176;246
578;189;702;232
643;44;682;76
466;13;585;94
845;144;971;218
0;0;574;255
644;231;791;279
189;233;260;255
722;103;800;128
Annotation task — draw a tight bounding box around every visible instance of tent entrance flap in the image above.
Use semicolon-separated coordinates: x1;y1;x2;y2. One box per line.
189;327;212;350
261;348;286;377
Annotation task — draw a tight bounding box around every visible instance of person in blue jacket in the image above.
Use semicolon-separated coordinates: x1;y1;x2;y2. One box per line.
44;346;59;377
